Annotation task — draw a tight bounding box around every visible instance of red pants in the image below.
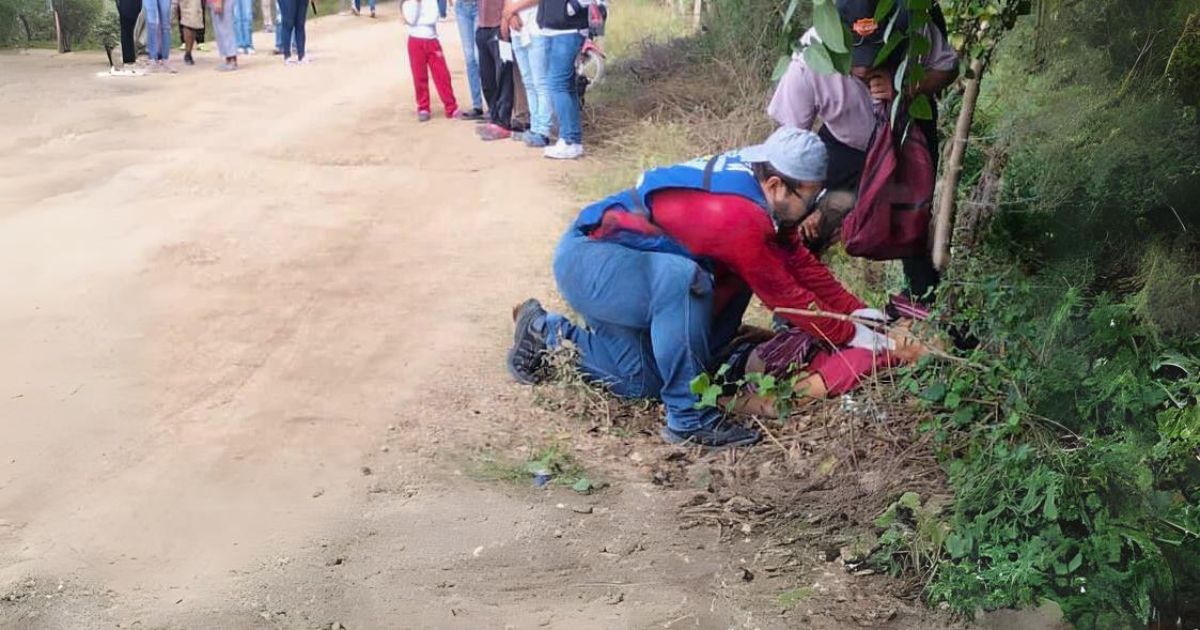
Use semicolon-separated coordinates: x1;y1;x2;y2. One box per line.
407;37;458;117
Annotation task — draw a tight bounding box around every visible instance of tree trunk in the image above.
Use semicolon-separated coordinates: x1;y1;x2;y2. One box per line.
53;6;69;53
19;14;33;42
692;0;702;30
932;57;985;271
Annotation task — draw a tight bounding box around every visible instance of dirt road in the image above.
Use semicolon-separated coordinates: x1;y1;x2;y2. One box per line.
0;10;1006;630
0;11;796;630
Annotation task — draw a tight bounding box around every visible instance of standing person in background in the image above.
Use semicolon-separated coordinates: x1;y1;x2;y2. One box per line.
537;0;589;159
504;0;551;148
277;0;309;63
350;0;376;18
475;0;515;140
116;0;143;69
261;0;274;31
233;0;256;54
144;0;175;71
403;0;462;121
173;0;205;65
437;0;446;19
210;0;239;70
453;0;486;120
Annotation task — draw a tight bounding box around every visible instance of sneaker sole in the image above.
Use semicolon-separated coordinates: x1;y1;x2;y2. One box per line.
659;427;761;450
505;346;542;385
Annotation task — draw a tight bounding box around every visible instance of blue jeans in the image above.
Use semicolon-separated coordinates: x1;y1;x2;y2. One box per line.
437;0;446;18
352;0;375;11
454;0;483;110
233;0;254;48
278;0;307;58
144;0;171;60
544;32;584;144
514;34;552;138
548;232;746;433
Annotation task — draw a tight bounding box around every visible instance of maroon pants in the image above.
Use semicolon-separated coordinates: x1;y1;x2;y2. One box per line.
408;37;458;116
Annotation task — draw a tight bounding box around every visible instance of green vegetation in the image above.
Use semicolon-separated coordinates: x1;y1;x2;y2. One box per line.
585;0;1200;626
468;444;601;493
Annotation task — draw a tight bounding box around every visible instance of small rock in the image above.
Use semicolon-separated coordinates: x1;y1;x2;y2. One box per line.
312;488;325;499
740;523;752;534
387;425;397;432
628;452;644;463
553;529;564;538
326;557;345;567
739;568;755;583
380;445;390;453
361;466;373;476
605;592;625;605
473;546;484;557
685;463;714;492
571;506;593;514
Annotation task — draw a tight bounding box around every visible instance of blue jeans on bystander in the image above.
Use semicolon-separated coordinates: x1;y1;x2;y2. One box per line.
454;0;484;111
233;0;254;49
544;32;585;145
513;34;552;138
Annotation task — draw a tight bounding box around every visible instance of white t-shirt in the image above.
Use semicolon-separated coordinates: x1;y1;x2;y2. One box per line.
511;5;541;45
402;0;439;39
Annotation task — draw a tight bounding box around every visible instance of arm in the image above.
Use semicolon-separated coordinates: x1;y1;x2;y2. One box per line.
915;22;959;97
651;191;863;344
767;58;818;130
502;0;537;18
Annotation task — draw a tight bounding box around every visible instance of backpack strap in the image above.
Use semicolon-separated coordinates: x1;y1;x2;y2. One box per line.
701;155;720;191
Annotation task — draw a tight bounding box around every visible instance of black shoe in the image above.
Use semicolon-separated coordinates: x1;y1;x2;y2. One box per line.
184;52;194;65
506;299;550;385
459;108;485;121
661;423;761;449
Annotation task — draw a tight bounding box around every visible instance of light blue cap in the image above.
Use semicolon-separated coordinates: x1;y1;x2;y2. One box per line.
737;126;828;182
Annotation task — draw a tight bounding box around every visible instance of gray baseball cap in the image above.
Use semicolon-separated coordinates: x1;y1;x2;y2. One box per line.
738;126;828;183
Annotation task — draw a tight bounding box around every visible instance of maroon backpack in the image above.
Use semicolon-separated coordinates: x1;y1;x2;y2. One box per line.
840;108;935;261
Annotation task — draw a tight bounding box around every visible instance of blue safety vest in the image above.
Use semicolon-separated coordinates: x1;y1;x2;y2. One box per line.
570;152;770;258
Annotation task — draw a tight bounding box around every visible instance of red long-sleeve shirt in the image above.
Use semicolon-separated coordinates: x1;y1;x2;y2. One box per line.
589;188;864;344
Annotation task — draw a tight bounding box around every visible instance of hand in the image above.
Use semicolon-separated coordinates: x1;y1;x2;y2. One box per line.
866;71;897;101
799;209;822;244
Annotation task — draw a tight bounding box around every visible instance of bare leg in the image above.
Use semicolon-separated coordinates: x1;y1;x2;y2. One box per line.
184;26;196;55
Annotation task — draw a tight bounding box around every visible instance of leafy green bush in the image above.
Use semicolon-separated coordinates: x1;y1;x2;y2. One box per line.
878;264;1200;628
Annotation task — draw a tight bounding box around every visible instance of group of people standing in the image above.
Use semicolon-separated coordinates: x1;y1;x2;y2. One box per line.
111;0;319;74
402;0;594;160
506;0;961;447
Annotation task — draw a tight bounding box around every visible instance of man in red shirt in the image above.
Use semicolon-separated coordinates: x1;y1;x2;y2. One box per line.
507;128;908;447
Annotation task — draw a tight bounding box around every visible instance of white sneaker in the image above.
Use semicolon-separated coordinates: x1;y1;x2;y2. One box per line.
543;140;584;160
245;47;256;55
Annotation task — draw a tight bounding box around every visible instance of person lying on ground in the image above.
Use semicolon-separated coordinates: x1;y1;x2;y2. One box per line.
506;127;934;449
715;306;937;419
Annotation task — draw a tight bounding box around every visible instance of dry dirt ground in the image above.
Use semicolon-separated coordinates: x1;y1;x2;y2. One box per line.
0;10;1058;630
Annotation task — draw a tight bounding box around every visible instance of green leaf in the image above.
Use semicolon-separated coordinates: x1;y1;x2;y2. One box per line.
782;0;801;26
771;54;793;82
899;491;922;510
892;55;909;93
813;0;847;53
830;48;851;74
803;43;837;75
919;381;947;402
944;391;962;409
872;0;895;23
910;94;934;120
572;477;593;494
690;373;711;396
872;33;906;67
907;0;930;9
1067;551;1082;573
1043;484;1060;520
